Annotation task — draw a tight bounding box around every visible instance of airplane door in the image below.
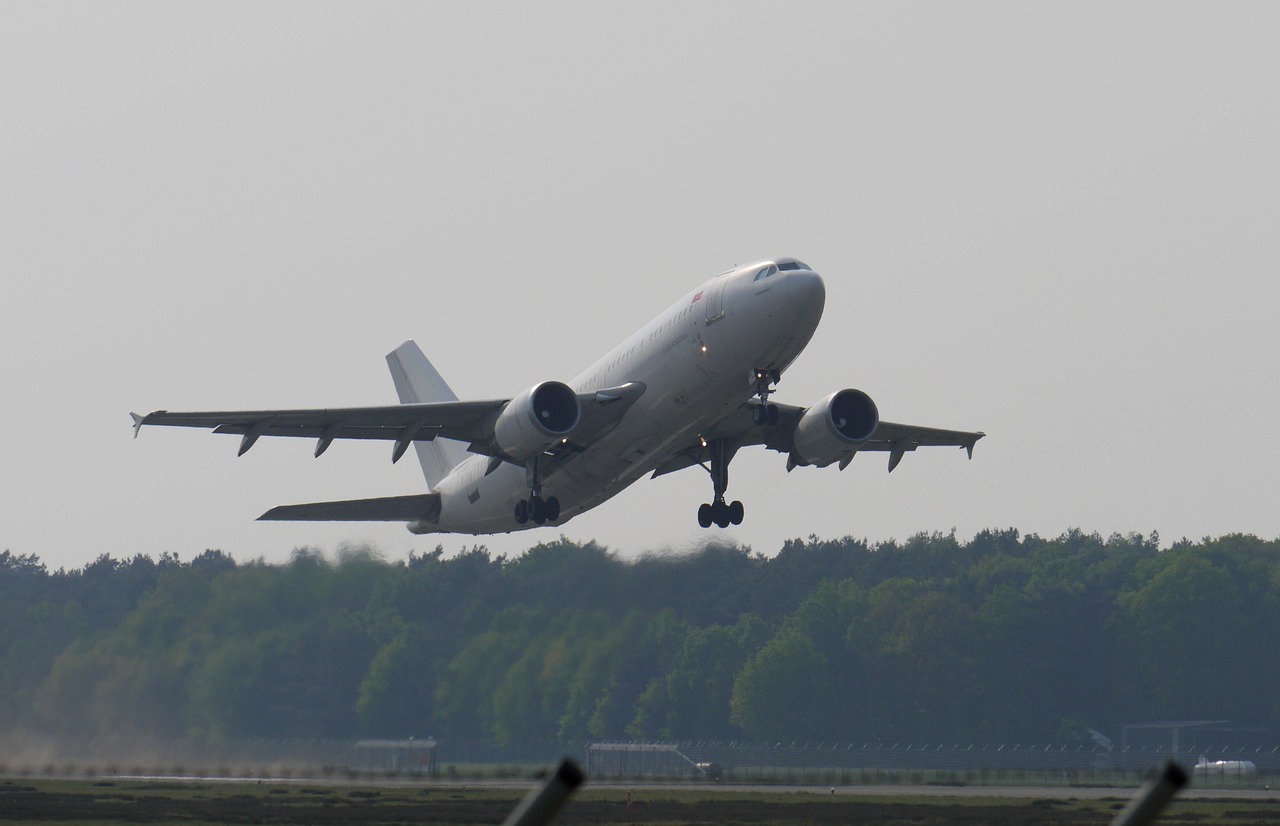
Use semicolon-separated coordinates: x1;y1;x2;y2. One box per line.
704;277;727;324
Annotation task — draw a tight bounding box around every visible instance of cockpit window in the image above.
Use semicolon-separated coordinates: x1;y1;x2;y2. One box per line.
753;264;778;281
776;258;810;271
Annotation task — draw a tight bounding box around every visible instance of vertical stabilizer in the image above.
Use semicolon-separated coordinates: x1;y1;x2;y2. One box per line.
386;340;470;490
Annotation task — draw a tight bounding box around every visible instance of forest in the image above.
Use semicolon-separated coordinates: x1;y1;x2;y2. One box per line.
2;529;1277;749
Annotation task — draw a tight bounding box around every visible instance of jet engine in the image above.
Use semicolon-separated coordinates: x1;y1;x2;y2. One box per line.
791;389;879;468
493;381;581;460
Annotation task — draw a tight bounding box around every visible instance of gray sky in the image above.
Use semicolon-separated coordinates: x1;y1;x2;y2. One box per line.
3;3;1278;571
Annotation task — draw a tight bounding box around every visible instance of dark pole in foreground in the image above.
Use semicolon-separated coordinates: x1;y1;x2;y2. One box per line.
501;758;586;826
1109;760;1189;826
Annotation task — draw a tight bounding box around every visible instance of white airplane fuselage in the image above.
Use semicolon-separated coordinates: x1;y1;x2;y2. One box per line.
418;264;826;534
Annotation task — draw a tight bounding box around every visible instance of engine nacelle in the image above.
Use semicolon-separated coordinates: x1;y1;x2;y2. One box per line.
493;381;581;461
791;389;879;468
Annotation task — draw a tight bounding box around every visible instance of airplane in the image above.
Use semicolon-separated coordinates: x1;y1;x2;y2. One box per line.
132;257;984;533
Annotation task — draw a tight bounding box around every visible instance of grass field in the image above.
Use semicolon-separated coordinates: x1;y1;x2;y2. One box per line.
3;778;1280;826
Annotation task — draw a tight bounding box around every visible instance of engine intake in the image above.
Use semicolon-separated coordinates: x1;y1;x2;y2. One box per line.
791;389;879;468
493;381;581;461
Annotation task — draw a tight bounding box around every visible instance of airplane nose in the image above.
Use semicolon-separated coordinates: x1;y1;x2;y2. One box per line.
787;268;826;317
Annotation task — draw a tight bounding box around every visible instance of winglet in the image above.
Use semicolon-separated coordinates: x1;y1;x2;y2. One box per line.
130;412;146;438
965;432;986;460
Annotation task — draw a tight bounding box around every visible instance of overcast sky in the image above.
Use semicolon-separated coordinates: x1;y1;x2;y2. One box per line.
3;3;1277;571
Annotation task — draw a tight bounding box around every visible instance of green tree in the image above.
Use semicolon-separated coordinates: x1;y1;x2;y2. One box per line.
1116;549;1249;720
635;613;769;739
730;626;829;740
357;628;439;737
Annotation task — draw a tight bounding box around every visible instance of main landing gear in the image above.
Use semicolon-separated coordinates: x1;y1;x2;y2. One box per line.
697;438;745;529
751;368;781;426
514;455;560;525
697;369;780;527
515;494;559;525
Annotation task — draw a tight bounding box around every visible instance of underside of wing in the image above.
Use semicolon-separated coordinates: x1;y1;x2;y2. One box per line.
856;420;986;471
132;400;505;459
652;400;984;477
132;382;647;470
650;403;796;478
259;494;441;522
859;421;986;451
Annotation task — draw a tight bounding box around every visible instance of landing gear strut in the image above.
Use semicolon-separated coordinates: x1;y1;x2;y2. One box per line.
514;455;560;525
751;368;781;426
697;438;745;529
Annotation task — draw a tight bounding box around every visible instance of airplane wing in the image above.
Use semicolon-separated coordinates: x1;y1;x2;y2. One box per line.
651;401;984;477
131;382;646;464
131;401;503;460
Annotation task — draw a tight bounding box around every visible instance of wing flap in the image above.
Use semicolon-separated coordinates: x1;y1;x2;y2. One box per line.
211;423;446;441
259;493;441;522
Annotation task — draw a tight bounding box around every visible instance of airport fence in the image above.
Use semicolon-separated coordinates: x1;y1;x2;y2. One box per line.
3;736;1276;788
584;740;1280;788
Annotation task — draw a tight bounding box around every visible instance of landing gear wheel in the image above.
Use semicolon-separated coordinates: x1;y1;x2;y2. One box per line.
752;403;780;426
713;500;731;528
697;503;713;528
515;495;558;525
728;500;744;525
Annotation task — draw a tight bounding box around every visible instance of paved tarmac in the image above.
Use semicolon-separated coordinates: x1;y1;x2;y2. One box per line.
584;781;1279;801
10;771;1276;802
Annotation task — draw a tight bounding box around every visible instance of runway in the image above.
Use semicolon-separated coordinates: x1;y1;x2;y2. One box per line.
12;770;1275;802
583;781;1279;801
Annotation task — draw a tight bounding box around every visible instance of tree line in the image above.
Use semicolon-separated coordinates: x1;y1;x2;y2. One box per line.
2;529;1277;747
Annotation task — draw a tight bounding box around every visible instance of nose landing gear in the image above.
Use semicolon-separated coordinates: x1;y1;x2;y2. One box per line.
750;368;782;426
696;438;745;529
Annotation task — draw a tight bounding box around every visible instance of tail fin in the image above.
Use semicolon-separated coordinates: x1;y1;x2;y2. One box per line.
386;340;470;490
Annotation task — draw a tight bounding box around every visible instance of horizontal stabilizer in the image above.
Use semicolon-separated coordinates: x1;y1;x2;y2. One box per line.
259;493;440;522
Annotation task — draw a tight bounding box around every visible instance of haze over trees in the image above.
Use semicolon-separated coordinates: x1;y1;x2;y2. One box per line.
2;530;1277;748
